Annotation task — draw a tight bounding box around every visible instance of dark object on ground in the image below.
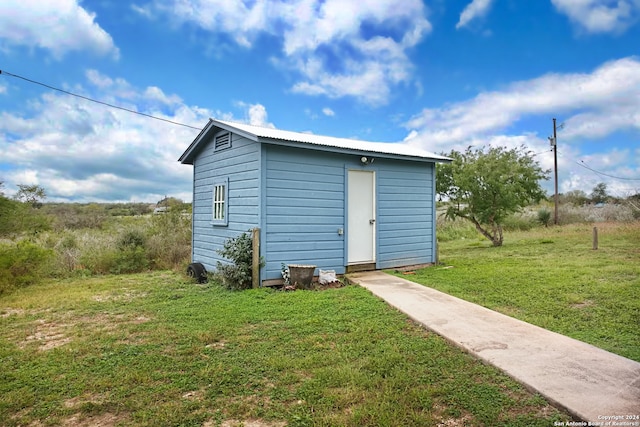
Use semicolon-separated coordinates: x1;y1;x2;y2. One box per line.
288;264;316;289
187;262;207;284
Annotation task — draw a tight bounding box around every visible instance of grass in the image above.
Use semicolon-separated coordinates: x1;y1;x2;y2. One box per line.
0;271;569;426
396;221;640;362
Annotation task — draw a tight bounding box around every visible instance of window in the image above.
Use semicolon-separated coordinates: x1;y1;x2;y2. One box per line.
212;177;229;226
214;132;231;151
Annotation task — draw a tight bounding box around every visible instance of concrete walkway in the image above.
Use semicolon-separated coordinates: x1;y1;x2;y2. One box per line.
347;271;640;423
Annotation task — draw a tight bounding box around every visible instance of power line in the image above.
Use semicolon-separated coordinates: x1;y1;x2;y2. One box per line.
575;160;640;181
556;148;640;181
0;69;203;131
530;148;553;157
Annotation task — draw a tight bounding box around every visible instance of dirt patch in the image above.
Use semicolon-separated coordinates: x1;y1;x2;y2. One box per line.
432;403;474;427
21;319;71;351
92;290;148;303
212;420;287;427
61;412;126;427
205;341;227;349
132;315;151;323
181;389;205;401
437;414;473;427
1;308;25;318
16;312;152;351
570;300;594;309
63;393;109;409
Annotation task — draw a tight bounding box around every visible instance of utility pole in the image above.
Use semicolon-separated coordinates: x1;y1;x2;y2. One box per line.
552;118;559;225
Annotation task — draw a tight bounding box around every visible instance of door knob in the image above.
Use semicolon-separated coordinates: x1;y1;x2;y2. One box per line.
369;219;375;224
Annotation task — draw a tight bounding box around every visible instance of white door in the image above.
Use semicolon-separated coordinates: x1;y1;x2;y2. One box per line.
348;170;375;264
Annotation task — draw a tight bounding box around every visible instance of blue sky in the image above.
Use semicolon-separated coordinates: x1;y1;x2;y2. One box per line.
0;0;639;203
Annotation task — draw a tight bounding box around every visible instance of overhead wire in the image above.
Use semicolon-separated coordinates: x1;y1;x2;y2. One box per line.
556;149;640;181
530;148;553;157
552;149;640;198
0;69;203;131
575;159;640;181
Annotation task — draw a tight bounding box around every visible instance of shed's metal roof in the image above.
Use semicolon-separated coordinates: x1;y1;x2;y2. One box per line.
179;119;451;164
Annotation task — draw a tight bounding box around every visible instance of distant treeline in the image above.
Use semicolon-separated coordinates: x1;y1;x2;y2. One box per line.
40;201;191;230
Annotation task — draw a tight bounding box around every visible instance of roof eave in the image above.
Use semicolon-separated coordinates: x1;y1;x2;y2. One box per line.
178;119;262;164
178;119;214;165
179;118;453;164
257;136;451;163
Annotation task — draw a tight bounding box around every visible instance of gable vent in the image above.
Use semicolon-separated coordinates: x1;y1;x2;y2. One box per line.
214;132;231;150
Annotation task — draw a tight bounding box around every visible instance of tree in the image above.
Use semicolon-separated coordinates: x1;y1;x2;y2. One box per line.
590;182;608;204
437;145;549;247
15;184;47;208
0;195;50;237
559;190;588;206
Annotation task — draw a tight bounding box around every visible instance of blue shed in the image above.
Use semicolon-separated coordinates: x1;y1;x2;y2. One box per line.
179;119;450;285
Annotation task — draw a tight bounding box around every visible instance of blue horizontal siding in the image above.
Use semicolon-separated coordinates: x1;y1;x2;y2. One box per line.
191;132;260;272
376;159;435;269
266;224;345;235
378;233;433;246
263;145;346;279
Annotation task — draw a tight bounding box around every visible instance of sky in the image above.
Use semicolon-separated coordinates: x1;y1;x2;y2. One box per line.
0;0;639;203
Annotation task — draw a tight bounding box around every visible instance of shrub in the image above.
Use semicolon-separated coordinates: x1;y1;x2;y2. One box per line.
44;203;106;230
0;197;51;237
216;231;263;291
557;203;636;225
111;247;149;274
111;229;148;274
146;210;191;270
436;215;479;242
537;209;552;227
501;213;536;231
147;233;191;271
77;232;118;275
0;240;53;294
50;232;81;276
117;229;146;250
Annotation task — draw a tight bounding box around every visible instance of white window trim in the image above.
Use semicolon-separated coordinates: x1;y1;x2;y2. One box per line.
212;177;229;226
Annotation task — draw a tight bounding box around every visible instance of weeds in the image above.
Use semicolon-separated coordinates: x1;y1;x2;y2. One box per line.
0;240;53;294
1;210;192;291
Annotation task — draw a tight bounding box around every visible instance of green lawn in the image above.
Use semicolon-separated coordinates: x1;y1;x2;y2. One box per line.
0;271;569;426
394;222;640;362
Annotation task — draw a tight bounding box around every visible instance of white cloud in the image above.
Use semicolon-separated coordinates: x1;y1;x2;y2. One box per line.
233;101;275;128
404;57;640;150
291;59;395;105
403;57;640;196
247;103;274;128
322;108;335;117
0;73;279;202
551;0;640;34
0;0;119;59
0;73;209;202
130;4;155;19
456;0;495;29
145;0;431;105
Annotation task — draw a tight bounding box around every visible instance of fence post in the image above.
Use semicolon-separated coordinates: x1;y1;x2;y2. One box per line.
592;226;598;250
252;227;260;288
